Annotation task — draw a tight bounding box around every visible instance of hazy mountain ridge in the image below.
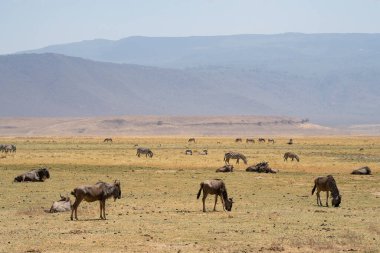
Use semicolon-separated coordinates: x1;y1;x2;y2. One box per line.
2;34;380;125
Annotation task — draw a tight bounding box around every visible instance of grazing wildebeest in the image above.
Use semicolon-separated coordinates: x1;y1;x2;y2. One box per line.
283;152;299;162
268;139;275;144
351;166;372;175
188;138;196;143
312;175;341;207
14;167;50;182
185;149;193;155
103;138;113;143
287;139;293;145
246;138;255;143
235;138;242;143
49;194;71;213
136;147;154;158
258;138;266;143
199;149;208;155
70;180;121;220
196;179;233;212
215;165;234;173
224;152;247;165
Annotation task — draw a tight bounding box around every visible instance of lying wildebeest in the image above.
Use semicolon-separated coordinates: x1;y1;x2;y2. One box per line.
70;180;121;220
49;194;71;213
268;139;275;144
136;147;153;158
14;167;50;182
246;138;255;143
246;162;278;173
258;138;266;143
216;165;234;173
188;138;196;143
287;138;293;145
283;152;299;162
351;166;372;175
235;138;242;143
197;179;233;212
224;152;247;165
199;149;208;155
103;138;113;143
185;149;193;155
312;175;341;207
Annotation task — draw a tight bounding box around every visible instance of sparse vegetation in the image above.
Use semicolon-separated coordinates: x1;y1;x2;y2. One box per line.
0;136;379;252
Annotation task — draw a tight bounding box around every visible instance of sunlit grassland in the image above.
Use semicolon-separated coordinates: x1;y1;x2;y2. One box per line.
0;136;379;252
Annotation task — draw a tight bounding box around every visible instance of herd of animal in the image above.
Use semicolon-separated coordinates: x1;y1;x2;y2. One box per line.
11;137;373;219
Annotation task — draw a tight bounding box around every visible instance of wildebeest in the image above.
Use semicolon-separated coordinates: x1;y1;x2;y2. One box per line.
246;138;255;143
185;149;193;155
196;179;233;212
351;166;372;175
199;149;208;155
268;139;275;144
70;180;121;220
235;138;242;143
136;147;154;158
49;194;71;213
103;138;113;143
283;152;299;162
14;167;50;182
246;162;277;173
258;138;266;143
216;165;234;173
311;175;341;207
188;138;196;143
287;138;293;145
224;152;247;165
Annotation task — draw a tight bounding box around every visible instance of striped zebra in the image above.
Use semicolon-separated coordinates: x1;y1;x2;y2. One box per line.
136;147;154;158
224;152;247;165
2;144;16;153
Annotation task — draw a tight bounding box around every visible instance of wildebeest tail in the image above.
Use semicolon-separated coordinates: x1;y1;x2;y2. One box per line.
197;183;204;199
311;182;316;195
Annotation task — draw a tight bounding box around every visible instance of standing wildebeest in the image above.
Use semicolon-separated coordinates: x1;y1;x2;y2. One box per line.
103;138;113;143
136;147;154;158
268;139;275;144
235;138;242;143
216;165;234;173
351;166;372;175
283;152;299;162
14;167;50;182
287;139;293;145
185;149;193;155
258;138;266;143
70;180;121;220
224;152;248;165
196;179;233;212
246;138;255;143
188;138;196;143
49;194;71;213
312;175;341;207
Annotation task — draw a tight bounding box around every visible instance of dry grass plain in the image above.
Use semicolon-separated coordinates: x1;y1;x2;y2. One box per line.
0;136;379;253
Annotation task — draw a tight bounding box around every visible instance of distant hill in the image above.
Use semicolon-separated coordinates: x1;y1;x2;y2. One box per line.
0;51;379;125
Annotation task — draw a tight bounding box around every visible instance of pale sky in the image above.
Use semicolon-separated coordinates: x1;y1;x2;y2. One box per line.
1;0;380;54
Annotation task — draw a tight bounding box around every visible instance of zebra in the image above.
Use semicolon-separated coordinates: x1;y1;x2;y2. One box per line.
188;138;196;143
103;138;113;143
246;138;255;143
3;144;16;153
268;139;275;144
224;152;248;165
136;147;153;158
283;152;299;162
258;138;266;143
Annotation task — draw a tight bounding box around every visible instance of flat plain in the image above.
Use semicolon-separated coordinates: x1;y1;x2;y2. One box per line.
0;136;379;253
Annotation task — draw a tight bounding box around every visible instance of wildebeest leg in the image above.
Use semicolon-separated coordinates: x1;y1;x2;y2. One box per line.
99;201;103;219
102;200;106;219
316;190;321;206
202;192;208;212
326;191;329;207
71;197;83;220
213;195;218;211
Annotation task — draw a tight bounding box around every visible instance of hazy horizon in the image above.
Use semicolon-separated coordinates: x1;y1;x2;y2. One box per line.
1;0;380;54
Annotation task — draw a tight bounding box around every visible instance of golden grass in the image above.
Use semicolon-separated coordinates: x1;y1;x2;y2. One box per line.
0;136;379;252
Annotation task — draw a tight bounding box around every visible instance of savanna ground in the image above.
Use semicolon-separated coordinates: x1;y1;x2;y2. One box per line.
0;136;379;253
